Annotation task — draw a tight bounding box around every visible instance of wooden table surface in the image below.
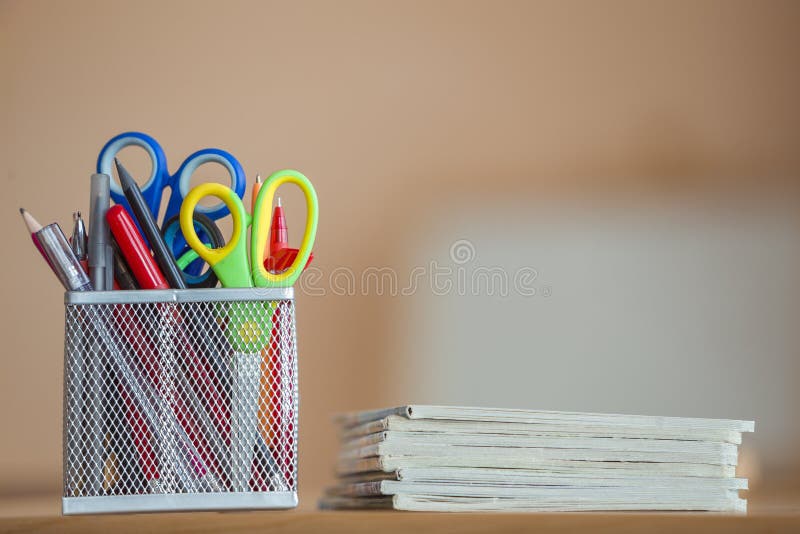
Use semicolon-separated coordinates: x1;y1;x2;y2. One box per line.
1;489;798;533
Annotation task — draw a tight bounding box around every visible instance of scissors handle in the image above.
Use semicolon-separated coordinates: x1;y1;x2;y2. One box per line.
97;132;168;218
163;148;247;223
251;170;318;288
161;213;224;288
99;132;248;226
180;183;254;288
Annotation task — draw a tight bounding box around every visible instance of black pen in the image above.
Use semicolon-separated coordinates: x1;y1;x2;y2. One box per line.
110;236;139;290
114;158;187;289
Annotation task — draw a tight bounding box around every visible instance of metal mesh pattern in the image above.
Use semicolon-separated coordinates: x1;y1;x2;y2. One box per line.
62;293;298;500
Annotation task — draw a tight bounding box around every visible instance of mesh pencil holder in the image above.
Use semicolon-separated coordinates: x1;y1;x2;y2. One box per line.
61;288;299;514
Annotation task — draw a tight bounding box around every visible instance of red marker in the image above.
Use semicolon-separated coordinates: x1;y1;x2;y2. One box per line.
106;205;169;290
108;205;224;486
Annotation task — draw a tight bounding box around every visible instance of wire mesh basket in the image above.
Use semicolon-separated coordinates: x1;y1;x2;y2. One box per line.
61;288;299;514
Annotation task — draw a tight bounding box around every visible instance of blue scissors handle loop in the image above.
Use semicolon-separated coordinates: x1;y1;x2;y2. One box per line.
97;132;168;217
97;132;247;225
165;148;246;222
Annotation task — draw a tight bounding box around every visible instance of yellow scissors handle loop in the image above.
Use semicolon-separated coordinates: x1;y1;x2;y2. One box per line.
252;169;318;288
180;182;254;288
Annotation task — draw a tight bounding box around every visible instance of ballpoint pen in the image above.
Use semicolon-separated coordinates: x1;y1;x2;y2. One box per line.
70;211;88;273
255;173;314;271
69;208;125;492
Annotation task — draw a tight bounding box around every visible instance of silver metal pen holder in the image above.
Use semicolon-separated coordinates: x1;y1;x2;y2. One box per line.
61;288;299;514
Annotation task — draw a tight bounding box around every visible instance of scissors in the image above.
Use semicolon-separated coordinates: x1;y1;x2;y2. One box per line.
179;168;317;360
97;131;247;283
180;169;317;291
180;169;317;490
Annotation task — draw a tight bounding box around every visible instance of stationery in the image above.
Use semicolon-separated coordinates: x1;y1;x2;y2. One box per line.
98;131;245;285
109;237;139;290
87;180;115;493
20;208;105;491
20;138;316;512
19;208;56;274
20;209;93;291
70;211;88;273
179;170;318;490
160;211;224;288
322;405;755;513
97;131;246;231
254;173;314;273
88;173;112;290
114;159;186;289
179;169;317;290
106;205;169;290
105;205;224;491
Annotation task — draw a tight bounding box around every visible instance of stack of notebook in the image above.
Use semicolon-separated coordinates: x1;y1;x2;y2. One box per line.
320;405;754;512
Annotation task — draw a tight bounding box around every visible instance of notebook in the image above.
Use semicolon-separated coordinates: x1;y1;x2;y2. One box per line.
321;405;754;513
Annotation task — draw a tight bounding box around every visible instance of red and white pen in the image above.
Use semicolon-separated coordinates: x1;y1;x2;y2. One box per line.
253;174;313;273
269;197;289;258
252;174;288;261
262;196;314;273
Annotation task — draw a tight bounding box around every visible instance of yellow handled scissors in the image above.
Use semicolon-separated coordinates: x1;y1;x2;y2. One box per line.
180;169;317;354
180;169;318;290
181;170;316;490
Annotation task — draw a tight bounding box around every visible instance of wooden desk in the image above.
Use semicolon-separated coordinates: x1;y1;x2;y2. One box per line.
1;490;798;533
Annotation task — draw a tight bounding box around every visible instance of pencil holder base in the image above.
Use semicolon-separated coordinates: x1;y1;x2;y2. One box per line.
62;491;298;514
62;288;300;515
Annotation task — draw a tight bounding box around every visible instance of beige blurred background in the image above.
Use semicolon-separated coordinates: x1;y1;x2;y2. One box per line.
1;0;799;513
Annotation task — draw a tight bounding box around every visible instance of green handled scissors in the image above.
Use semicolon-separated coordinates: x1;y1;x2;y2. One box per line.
180;169;318;290
180;170;318;491
180;169;318;352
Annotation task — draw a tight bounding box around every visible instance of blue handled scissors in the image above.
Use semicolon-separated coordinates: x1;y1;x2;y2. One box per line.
97;132;247;282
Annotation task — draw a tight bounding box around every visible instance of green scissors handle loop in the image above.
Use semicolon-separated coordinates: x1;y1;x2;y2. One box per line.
251;169;318;288
180;183;254;288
